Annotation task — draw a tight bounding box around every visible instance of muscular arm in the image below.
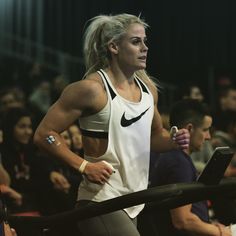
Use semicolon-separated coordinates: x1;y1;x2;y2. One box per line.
149;86;189;152
171;205;231;235
150;105;176;152
34;77;113;184
34;81;88;169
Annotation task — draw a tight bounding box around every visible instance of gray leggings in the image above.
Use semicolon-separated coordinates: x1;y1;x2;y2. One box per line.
76;201;140;236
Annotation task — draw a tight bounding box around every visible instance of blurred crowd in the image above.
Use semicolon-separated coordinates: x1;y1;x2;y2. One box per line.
0;59;84;224
149;78;236;229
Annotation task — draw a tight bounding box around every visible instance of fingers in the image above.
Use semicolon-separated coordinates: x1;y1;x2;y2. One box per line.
97;169;112;185
85;161;115;184
51;172;71;191
11;228;17;236
102;161;116;174
172;128;190;149
4;223;17;236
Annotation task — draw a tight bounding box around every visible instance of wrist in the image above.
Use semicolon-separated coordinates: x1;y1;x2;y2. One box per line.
79;160;88;174
215;224;223;236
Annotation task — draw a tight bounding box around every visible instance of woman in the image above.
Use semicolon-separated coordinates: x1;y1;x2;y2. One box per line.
34;13;189;236
1;107;39;215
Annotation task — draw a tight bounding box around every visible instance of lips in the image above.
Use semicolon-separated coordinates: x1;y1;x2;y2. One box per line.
138;56;147;60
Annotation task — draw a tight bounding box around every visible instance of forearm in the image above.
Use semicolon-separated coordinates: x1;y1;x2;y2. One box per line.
151;128;177;152
151;126;190;153
34;129;84;172
172;210;230;236
181;218;223;235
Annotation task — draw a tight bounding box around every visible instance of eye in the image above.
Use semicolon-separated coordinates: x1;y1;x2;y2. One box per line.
132;38;141;45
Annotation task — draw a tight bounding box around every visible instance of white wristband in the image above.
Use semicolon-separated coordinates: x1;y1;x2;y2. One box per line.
230;224;236;236
79;160;88;174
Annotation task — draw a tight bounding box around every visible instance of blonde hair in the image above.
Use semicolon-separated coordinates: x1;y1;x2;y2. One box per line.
82;13;157;89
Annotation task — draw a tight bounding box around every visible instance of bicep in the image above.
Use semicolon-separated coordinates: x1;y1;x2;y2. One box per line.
35;79;104;135
151;106;164;134
37;98;81;134
35;82;85;135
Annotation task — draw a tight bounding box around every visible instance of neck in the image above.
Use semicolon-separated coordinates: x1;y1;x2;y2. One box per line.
183;148;191;156
107;62;136;80
105;67;135;86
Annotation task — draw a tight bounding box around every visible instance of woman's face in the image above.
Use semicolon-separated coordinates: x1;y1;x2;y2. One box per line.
190;86;204;102
68;125;83;150
13;116;33;145
115;23;148;72
60;130;72;148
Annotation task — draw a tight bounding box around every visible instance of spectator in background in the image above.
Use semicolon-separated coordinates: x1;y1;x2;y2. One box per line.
212;86;236;165
210;110;236;225
1;107;40;216
68;122;84;156
0;158;22;207
29;80;51;115
211;110;236;155
0;88;25;115
0;162;10;186
51;74;69;104
28;80;52;127
217;85;236;112
213;85;236;132
180;81;204;102
0;127;23;207
146;99;232;236
178;81;213;173
22;62;57;97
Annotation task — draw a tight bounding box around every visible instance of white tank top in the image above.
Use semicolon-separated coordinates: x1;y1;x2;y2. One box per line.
78;69;154;218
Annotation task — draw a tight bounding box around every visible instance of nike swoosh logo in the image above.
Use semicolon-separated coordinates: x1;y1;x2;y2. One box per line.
120;107;150;127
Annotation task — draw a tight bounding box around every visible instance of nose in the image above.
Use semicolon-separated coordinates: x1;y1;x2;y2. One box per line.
142;41;148;51
26;127;33;136
205;131;211;140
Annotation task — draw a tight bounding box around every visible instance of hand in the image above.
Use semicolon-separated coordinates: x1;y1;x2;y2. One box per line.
83;161;115;185
4;223;17;236
50;171;71;193
0;185;22;206
222;227;232;236
172;128;190;150
214;223;232;236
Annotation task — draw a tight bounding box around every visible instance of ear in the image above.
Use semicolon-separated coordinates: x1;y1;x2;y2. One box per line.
108;41;118;55
186;123;194;133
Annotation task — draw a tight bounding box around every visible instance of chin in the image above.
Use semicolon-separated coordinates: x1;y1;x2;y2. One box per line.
196;146;203;152
20;140;30;145
136;65;146;70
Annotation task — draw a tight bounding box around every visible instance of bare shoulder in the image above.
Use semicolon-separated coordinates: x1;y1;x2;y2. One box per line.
63;73;104;96
58;72;106;115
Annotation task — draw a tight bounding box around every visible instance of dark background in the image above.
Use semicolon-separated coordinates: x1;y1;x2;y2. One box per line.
1;0;236;105
40;0;236;82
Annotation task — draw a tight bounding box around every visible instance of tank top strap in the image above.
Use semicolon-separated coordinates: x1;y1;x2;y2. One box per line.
98;69;116;100
134;75;150;94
